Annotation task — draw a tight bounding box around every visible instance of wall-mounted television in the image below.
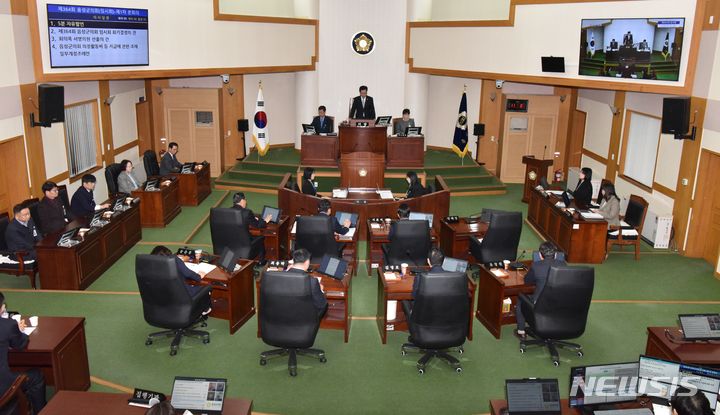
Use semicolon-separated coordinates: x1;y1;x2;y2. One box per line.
47;4;149;68
579;18;685;81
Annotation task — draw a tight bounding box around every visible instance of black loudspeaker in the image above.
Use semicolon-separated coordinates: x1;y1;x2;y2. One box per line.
473;123;485;136
237;119;249;132
541;56;565;73
38;84;64;124
661;97;690;136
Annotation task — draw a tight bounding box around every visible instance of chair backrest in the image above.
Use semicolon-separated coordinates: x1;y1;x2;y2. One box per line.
259;271;320;349
105;163;122;195
476;211;522;263
409;272;469;349
386;220;432;265
0;214;8;251
0;374;30;415
525;266;595;340
624;195;648;231
143;150;160;177
209;208;252;258
295;216;339;262
24;198;42;235
135;255;195;329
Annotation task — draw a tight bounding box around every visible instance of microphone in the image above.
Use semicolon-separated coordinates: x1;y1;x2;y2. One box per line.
510;250;527;270
542;145;547;160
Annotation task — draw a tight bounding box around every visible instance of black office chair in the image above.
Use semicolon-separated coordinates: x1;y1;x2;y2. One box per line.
143;150;160;177
382;220;431;266
295;216;341;263
518;265;595;366
135;255;212;356
259;271;326;377
0;213;37;289
25;198;42;236
105;163;122;196
469;211;522;264
401;272;469;374
209;208;264;260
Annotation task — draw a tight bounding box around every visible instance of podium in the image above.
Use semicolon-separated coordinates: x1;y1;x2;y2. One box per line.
339;125;387;154
340;152;385;188
521;156;554;203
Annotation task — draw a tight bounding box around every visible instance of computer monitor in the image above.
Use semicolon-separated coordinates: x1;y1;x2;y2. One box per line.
170;376;226;414
638;355;720;408
569;362;639;407
89;210;105;226
112;198;124;211
505;378;562;415
406;126;422;136
317;255;348;280
302;124;316;134
57;227;78;245
144;178;158;191
180;162;196;174
217;247;240;273
679;314;720;340
375;116;391;127
442;257;468;273
335;211;359;228
261;206;281;224
408;212;433;227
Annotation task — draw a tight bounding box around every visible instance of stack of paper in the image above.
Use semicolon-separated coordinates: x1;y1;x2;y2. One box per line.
384;272;399;281
609;229;638;236
580;211;604;220
332;189;348;198
339;228;356;239
185;262;217;275
491;269;507;278
377;190;394;200
370;223;382;229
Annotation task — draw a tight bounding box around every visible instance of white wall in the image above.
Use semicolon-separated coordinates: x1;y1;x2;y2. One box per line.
428;0;510;21
425;76;480;149
218;0;297;18
577;94;614;158
243;73;297;154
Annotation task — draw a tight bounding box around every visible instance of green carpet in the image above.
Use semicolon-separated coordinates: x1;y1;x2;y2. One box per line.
2;182;719;414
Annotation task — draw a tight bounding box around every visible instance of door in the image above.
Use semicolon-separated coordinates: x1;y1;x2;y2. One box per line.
687;150;720;265
0;137;31;216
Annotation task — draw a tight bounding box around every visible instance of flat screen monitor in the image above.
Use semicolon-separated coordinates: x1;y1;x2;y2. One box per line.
408;212;433;228
217;247;239;273
89;210;105;226
57;227;78;244
317;255;348;280
302;124;316;134
112;198;124;211
375;116;391;127
569;362;639;407
505;378;562;415
335;211;359;228
261;206;281;224
170;377;226;414
541;56;565;73
442;257;468;273
145;179;158;191
579;18;685;81
638;355;720;408
679;314;720;340
47;4;149;68
181;162;195;174
406;126;422;136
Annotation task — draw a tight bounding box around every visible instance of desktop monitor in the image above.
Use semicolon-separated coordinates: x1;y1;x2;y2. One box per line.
505;378;562;415
569;362;639;407
408;212;433;227
112;198;124;211
406;126;422;136
638;355;720;408
317;254;348;280
145;179;158;191
679;314;720;340
335;211;359;228
261;206;281;224
181;162;196;174
302;124;316;134
170;377;226;415
375;116;391;127
217;247;240;273
89;210;105;226
57;227;78;245
442;257;468;273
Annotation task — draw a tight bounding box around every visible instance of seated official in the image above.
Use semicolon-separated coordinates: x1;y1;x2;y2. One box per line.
405;171;427;199
317;199;350;235
286;248;327;317
593;182;620;227
37;181;72;234
301;167;318;197
0;292;46;414
388;203;411;240
70;174;110;218
393;108;415;136
150;246;210;301
570;167;593;208
671;386;713;415
159;142;183;175
412;247;446;299
310;105;334;134
5;203;42;260
349;85;375;120
230;192;272;263
514;241;567;340
117;159;142;194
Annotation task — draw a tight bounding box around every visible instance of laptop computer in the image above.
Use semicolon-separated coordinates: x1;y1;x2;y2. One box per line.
678;313;720;340
170;376;226;415
261;206;281;224
317;255;348;280
335;211;359;228
442;257;468;273
505;378;561;415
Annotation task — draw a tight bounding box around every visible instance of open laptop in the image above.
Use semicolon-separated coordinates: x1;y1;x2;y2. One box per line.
317;255;348;280
408;212;433;228
335;211;359;228
505;378;561;415
406;126;422;136
678;313;720;340
261;206;281;224
442;257;468;273
170;376;226;415
302;124;316;134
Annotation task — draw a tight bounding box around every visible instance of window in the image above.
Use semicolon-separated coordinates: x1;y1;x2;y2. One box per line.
64;100;102;177
620;111;661;189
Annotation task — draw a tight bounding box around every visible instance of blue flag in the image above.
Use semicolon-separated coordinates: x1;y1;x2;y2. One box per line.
452;92;469;158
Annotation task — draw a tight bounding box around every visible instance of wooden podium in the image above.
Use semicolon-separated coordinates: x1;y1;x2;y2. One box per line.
339;125;387;154
340;152;385;188
521;155;554;203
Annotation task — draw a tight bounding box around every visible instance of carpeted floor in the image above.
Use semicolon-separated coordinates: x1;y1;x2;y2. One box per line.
3;183;720;415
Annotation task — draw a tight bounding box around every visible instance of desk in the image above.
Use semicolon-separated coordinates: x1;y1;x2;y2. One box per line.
475;264;534;339
200;259;256;334
249;215;290;261
171;163;211;206
386;136;424;168
40;391;253;414
527;187;607;263
645;327;720;367
289;216;359;275
366;220;438;269
440;218;488;261
339;125;387;154
36;203;142;290
131;178;181;228
375;267;475;344
256;266;353;342
9;317;90;391
300;134;339;166
489;398;651;415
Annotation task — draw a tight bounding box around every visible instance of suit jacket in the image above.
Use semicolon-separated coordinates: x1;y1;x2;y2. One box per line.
159;152;182;175
623;33;633;47
37;197;70;235
286;268;327;313
406;182;426;199
0;317;29;395
231;205;267;230
301;178;317;196
5;218;42;260
610;41;618;50
310;116;334;134
70;187;97;218
173;256;205;296
117;171;141;194
349;95;376;120
319;212;349;235
394;118;415;135
412;264;444;298
572;179;593;208
525;258;567;302
598;197;621;227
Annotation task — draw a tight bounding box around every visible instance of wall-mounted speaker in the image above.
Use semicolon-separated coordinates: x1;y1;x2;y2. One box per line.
661;97;690;137
237;119;249;132
38;84;64;124
473;123;485;136
541;56;565;73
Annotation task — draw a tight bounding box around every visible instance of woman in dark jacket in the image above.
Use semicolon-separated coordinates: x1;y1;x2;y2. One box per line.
572;167;593;207
405;171;426;198
301;167;317;196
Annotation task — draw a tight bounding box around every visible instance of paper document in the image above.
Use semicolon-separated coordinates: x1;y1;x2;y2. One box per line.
387;300;397;321
609;229;638;236
339;227;356;239
555;202;566;208
377;190;394;200
580;211;604;220
384;272;399;281
594;409;653;415
491;269;507;278
185;262;217;275
370;223;381;229
23;327;37;335
291;222;297;234
332;189;348;199
652;405;672;415
546;190;564;195
620;220;630;227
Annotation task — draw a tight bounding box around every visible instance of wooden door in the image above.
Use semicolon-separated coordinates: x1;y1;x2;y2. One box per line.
568;110;586;171
687;150;720;266
166;108;194;159
500;115;530;183
0;137;31;216
135;101;152;153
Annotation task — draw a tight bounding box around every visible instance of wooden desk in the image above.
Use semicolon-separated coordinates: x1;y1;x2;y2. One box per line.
249;216;290;261
171;163;211;206
289;219;359;276
440;218;489;261
200;259;256;335
386;136;424;168
645;327;720;367
256;266;353;342
9;317;90;391
40;391;252;414
36;203;142;290
475;263;535;339
300;134;339;166
489;398;651;415
527;187;607;263
339;125;387;154
131;178;181;228
375;267;476;344
366;220;438;269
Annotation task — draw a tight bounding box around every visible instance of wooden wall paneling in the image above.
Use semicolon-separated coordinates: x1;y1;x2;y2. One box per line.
568;109;586;171
149;79;169;152
19;83;46;197
222;74;245;170
478;79;502;174
0;137;32;216
605;92;625;180
135;100;152;154
554;87;576;176
99;81;114;166
685;150;720;264
705;0;720;30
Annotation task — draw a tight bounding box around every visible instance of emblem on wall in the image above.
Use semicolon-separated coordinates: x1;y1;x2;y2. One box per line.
352;32;375;55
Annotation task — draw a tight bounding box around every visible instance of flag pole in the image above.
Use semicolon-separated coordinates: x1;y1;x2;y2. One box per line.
462;84;467;166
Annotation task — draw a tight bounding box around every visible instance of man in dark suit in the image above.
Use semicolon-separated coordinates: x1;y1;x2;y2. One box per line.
514;241;567;340
70;174;110;218
159;142;183;175
317;199;350;235
388;203;410;240
5;203;42;260
609;38;618;50
310;106;334;134
623;31;633;47
231;192;272;264
0;292;47;414
412;247;446;298
286;248;327;317
37;181;72;234
349;85;376;120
